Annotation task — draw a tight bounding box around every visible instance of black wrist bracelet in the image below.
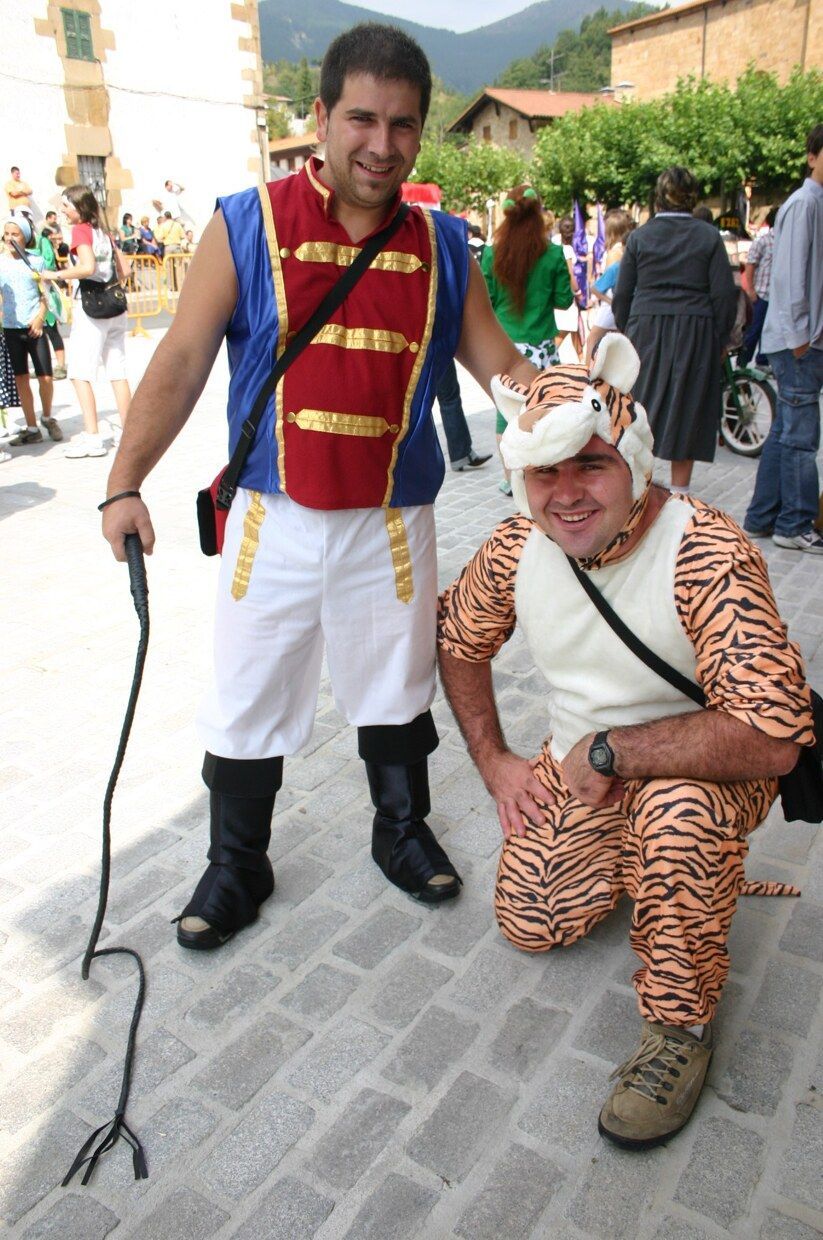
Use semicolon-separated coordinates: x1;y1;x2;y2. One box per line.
98;490;141;512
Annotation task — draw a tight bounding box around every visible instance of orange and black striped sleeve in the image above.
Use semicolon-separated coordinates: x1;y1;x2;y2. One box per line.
674;502;815;746
437;515;533;662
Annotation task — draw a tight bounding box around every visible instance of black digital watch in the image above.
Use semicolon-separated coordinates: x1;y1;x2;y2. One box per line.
588;730;616;777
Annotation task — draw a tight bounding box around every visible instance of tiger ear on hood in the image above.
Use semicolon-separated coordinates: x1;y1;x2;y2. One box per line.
490;373;529;425
589;333;640;393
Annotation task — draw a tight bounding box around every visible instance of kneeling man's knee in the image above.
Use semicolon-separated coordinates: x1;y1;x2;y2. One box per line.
495;891;564;952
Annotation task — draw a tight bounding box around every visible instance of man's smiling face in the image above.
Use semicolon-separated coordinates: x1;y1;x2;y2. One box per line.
523;436;635;559
314;72;422;218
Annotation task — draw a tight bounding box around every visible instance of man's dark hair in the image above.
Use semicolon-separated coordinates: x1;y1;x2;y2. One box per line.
164;210;172;219
806;124;823;161
10;166;19;174
320;23;432;125
45;209;57;220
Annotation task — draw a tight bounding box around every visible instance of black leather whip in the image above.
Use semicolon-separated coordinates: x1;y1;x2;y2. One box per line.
63;533;150;1185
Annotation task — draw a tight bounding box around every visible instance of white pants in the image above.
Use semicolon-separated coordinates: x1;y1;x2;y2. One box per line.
67;304;127;381
197;491;438;759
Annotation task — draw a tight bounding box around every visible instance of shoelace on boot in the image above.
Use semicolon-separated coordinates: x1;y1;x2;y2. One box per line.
610;1030;692;1104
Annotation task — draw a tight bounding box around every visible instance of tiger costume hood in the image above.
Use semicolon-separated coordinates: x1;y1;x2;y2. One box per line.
492;334;654;518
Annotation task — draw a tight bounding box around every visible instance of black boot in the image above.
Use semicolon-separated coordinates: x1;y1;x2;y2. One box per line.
176;753;282;950
364;759;462;904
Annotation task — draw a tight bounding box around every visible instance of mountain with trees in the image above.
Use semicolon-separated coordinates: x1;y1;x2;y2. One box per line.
258;0;641;95
495;4;656;92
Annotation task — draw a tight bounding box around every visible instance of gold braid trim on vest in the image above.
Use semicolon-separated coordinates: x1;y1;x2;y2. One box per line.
257;184;288;493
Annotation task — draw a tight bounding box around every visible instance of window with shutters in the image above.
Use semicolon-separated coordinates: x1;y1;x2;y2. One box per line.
77;155;106;204
62;9;94;61
509;119;518;140
482;125;491;143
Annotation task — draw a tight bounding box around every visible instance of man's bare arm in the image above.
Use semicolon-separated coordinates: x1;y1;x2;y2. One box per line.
455;260;539;394
102;210;238;560
562;710;799;808
437;646;551;838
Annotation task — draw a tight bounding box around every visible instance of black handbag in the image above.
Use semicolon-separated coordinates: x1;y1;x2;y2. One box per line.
566;554;823;824
197;203;410;556
79;276;127;319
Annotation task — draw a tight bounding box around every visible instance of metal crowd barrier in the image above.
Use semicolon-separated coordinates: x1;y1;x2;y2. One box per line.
119;251;198;333
162;252;194;313
125;255;163;337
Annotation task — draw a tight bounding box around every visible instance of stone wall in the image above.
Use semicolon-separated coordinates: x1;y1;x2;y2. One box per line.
611;0;820;100
468;101;546;160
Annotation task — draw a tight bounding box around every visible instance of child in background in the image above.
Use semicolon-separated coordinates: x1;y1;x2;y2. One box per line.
586;209;634;363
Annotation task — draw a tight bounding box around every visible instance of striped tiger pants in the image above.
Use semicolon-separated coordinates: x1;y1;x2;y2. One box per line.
495;750;777;1026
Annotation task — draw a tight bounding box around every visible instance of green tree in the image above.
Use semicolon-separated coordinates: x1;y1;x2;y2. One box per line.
736;67;823;195
264;58;320;111
266;103;291;140
411;138;468;207
530;68;823;211
425;77;471;143
263;58;322;137
295;57;315;119
411;137;526;212
496;52;544;89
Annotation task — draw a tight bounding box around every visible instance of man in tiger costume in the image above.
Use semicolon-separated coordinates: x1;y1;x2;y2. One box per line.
437;333;815;1150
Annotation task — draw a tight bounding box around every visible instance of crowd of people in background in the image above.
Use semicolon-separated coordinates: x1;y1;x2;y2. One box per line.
0;166;198;462
470;176;766;502
2;128;821;552
470;134;822;554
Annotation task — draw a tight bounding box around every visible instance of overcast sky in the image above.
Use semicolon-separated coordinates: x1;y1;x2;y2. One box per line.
356;0;670;33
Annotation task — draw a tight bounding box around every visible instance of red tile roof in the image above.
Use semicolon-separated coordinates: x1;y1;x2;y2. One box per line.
448;88;612;133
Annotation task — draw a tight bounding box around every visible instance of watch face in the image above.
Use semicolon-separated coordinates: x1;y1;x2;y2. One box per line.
591;743;610;770
589;734;614;774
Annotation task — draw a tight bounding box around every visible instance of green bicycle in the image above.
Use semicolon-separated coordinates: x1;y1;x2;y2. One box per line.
719;352;776;457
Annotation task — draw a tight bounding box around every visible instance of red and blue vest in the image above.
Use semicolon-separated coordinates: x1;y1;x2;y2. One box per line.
219;159;469;509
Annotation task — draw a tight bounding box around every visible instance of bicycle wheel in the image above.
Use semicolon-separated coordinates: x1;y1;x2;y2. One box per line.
720;372;775;457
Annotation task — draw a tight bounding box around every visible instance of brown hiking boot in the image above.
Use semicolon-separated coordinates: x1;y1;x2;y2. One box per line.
598;1021;713;1150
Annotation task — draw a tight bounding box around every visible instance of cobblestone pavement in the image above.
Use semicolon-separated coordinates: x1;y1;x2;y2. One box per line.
1;338;822;1239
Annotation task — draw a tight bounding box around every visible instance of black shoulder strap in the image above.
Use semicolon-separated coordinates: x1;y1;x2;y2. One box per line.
217;201;410;509
565;554;707;708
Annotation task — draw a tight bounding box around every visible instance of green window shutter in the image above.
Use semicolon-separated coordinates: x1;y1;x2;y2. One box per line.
77;12;94;60
61;9;79;58
62;9;94;61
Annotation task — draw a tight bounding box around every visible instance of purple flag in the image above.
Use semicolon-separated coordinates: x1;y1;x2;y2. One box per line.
592;203;606;279
572;199;588;305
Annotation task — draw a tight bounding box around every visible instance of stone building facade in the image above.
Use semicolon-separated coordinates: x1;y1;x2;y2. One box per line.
2;0;266;229
609;0;821;101
269;131;318;175
447;89;608;161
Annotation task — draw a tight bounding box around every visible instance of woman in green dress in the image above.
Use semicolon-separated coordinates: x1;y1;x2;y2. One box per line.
482;184;573;493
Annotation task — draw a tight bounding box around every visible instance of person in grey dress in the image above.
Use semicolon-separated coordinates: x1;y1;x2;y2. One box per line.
614;167;737;492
